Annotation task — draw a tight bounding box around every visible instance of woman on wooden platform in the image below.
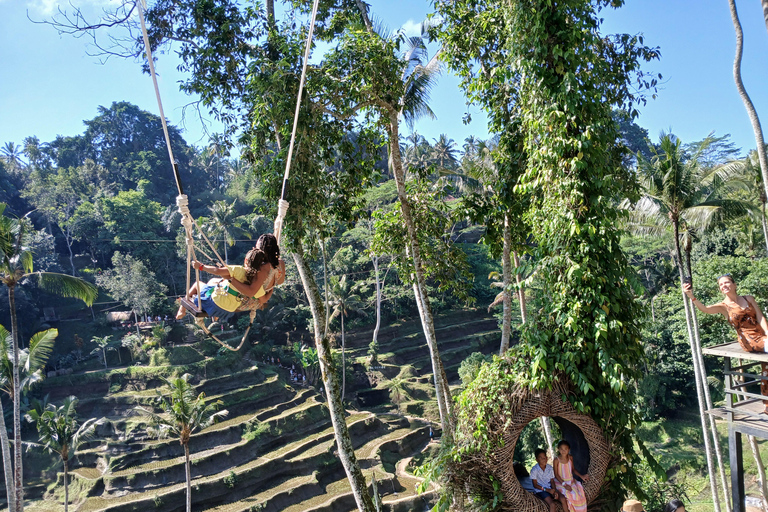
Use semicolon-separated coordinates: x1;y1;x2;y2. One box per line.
684;274;768;411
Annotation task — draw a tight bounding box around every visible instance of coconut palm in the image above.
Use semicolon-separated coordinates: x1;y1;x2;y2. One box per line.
1;143;25;174
25;396;102;512
203;199;247;264
715;149;768;255
329;275;366;401
0;204;96;512
430;134;459;171
632;133;751;510
351;18;455;437
90;336;116;369
0;325;57;511
135;374;227;512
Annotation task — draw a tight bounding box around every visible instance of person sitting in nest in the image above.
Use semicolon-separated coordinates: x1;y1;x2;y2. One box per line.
684;274;768;412
529;448;563;512
176;234;285;322
553;440;589;512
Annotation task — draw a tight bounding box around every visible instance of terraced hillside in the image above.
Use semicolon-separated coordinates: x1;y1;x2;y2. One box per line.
17;309;500;512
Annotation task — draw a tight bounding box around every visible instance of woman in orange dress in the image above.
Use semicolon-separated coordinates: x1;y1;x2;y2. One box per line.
684;274;768;411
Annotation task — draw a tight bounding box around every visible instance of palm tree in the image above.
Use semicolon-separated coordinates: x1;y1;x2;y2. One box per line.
0;204;96;512
716;149;768;255
329;275;366;401
384;377;411;406
633;133;751;511
430;134;458;171
135;374;228;512
351;17;455;437
728;0;768;237
90;336;115;369
25;396;102;512
0;325;57;512
0;143;24;174
203;199;246;264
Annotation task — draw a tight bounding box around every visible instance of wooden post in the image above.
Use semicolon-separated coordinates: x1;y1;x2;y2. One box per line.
730;425;745;512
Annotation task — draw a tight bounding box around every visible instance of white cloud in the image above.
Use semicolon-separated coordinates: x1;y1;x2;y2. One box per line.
400;19;422;37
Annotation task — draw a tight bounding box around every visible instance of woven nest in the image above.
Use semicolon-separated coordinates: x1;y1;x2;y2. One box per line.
453;380;611;512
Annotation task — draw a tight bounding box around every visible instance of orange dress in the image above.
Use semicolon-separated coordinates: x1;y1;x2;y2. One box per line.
724;297;768;403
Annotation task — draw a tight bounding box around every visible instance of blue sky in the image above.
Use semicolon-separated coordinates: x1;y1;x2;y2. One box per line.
1;0;767;157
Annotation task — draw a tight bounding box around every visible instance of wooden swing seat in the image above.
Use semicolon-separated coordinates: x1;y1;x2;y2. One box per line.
180;298;208;318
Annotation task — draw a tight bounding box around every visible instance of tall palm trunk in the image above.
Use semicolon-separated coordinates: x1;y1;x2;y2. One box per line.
63;458;69;512
9;286;23;512
499;215;513;355
513;251;527;323
322;239;330;338
293;245;375;512
184;443;191;512
540;417;555;457
371;255;382;351
673;223;721;512
762;203;768;256
729;0;768;223
389;114;454;438
0;397;14;512
341;313;346;402
685;250;731;510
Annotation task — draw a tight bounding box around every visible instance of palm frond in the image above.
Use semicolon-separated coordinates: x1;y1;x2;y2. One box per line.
26;329;57;374
31;272;98;306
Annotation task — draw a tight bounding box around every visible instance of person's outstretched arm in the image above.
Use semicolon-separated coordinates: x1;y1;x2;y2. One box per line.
193;261;231;279
683;283;727;316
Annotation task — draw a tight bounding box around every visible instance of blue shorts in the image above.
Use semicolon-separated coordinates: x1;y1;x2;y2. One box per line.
535;491;552;501
195;284;236;323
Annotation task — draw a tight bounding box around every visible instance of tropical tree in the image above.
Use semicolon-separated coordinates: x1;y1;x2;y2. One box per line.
96;252;167;335
90;335;115;369
0;204;96;512
25;396;102;512
716;149;768;255
135;374;228;512
339;16;456;438
384;377;411;406
633;133;751;508
430;134;459;171
728;0;768;232
0;325;57;511
329;275;366;401
0;143;24;174
202;200;246;264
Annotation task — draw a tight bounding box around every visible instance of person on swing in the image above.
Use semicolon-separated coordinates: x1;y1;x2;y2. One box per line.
684;274;768;412
176;234;285;321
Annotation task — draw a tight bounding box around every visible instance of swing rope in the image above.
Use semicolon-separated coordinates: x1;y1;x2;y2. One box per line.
136;0;320;350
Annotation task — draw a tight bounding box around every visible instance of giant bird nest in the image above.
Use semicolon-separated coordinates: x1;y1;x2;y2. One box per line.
450;376;611;512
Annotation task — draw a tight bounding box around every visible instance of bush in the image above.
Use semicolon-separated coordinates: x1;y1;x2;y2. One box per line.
149;348;170;367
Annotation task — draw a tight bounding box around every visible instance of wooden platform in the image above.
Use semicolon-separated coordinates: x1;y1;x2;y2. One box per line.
708;400;768;438
702;342;768;363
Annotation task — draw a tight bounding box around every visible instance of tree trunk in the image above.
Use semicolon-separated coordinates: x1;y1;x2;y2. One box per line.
293;245;375;512
0;396;15;512
322;239;330;338
63;459;69;512
9;287;23;512
224;243;228;265
134;311;140;337
729;0;768;226
513;250;527;323
672;223;721;512
266;0;275;26
540;417;555;458
372;255;382;349
341;313;346;402
763;0;768;35
389;114;454;439
762;203;768;257
184;443;192;512
499;215;512;355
